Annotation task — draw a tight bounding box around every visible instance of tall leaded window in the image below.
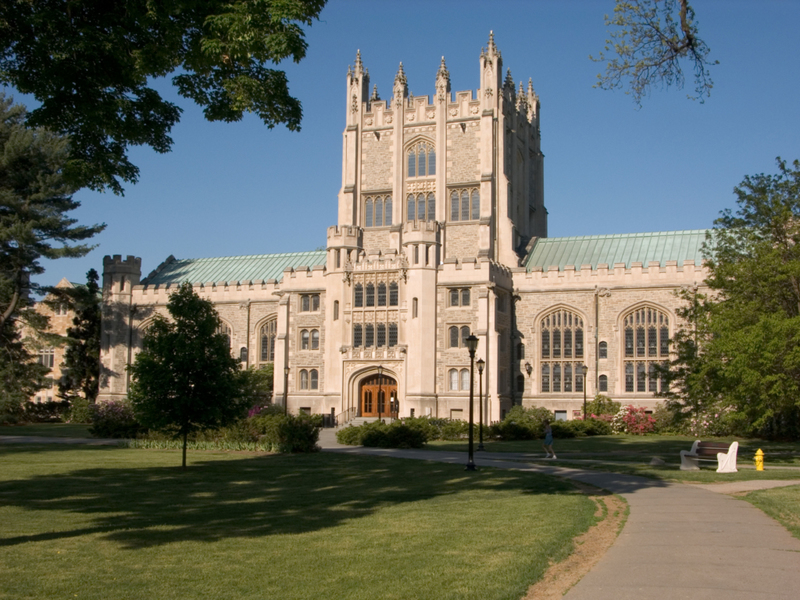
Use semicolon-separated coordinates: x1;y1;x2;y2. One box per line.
407;193;436;222
300;369;309;389
260;319;277;362
365;324;375;347
310;369;318;390
301;329;310;350
449;188;480;222
377;323;386;347
389;282;399;306
540;308;585;393
353;324;363;347
311;330;319;350
377;283;387;307
364;195;391;227
623;306;670;393
599;341;607;359
388;323;398;346
366;283;375;307
354;284;363;307
599;374;608;392
408;142;435;178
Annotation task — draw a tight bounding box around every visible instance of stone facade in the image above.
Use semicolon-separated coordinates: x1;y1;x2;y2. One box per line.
98;35;709;423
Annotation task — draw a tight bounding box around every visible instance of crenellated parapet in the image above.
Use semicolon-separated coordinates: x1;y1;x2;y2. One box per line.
513;260;709;290
327;225;362;248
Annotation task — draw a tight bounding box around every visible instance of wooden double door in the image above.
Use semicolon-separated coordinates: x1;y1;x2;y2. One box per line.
360;374;398;418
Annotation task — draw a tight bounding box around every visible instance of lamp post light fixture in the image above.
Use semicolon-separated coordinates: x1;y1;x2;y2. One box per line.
581;364;589;420
465;334;479;471
377;365;383;422
477;358;485;451
525;362;532;376
283;366;290;416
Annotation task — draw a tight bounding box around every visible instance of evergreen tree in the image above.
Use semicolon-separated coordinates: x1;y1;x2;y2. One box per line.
129;283;247;468
58;269;101;403
0;94;102;416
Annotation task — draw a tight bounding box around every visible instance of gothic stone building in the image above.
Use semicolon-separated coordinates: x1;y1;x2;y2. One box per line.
98;36;708;423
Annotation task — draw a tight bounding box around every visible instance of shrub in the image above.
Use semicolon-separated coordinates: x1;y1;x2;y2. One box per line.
336;424;363;445
399;416;440;441
335;420;428;448
493;406;553;441
23;400;69;423
610;405;656;435
89;400;141;438
585;394;621;417
386;423;427;448
549;421;577;438
439;419;469;440
277;414;320;453
67;397;93;423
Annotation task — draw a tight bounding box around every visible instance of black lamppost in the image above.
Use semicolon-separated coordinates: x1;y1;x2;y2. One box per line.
465;334;479;471
377;365;383;422
477;358;485;451
581;364;589;420
283;366;290;416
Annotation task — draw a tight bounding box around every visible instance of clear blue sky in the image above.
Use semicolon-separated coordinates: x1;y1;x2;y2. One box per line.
26;0;800;288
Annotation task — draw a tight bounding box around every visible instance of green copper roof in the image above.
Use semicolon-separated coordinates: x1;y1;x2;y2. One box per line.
524;230;710;272
141;251;327;285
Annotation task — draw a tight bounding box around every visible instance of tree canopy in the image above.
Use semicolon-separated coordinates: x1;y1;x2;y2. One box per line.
128;282;247;467
0;94;104;335
592;0;718;105
0;0;327;194
663;159;800;439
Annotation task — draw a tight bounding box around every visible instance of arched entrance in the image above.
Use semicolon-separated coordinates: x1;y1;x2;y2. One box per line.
360;374;398;418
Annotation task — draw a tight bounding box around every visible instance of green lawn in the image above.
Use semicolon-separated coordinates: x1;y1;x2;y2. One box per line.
0;445;597;600
0;423;92;438
741;484;800;540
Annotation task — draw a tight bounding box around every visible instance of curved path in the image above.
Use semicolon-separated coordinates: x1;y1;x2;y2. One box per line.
319;431;800;600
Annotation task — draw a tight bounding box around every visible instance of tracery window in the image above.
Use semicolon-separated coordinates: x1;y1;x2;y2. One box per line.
300;294;320;312
389;282;399;306
407;142;435;178
377;283;387;307
449;288;471;307
354;284;363;307
364;195;393;227
406;193;436;222
623;306;670;393
365;283;375;307
260;319;277;363
365;324;375;347
353;324;363;347
449;188;480;222
540;308;585;393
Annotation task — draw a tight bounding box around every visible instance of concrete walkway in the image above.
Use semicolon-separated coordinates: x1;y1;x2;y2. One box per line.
318;430;800;600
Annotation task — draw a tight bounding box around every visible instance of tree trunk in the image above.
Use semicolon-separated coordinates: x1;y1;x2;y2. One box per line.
182;429;188;469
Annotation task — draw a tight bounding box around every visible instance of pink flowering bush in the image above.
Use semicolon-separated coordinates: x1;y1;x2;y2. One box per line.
610;405;656;435
90;400;141;438
686;409;730;437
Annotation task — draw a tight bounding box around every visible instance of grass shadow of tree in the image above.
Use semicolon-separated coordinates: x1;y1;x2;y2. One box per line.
0;446;585;550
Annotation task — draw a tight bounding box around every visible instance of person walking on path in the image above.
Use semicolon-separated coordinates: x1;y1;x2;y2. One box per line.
543;419;556;459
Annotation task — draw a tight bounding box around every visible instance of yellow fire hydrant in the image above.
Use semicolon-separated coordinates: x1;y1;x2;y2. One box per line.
755;449;764;471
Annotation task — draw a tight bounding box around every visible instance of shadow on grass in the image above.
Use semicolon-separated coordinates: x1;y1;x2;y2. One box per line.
0;444;591;550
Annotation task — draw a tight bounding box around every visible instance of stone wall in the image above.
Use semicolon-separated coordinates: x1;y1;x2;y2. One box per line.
446;121;480;183
361;130;393;190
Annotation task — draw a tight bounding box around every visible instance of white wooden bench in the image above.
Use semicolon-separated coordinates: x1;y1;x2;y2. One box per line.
680;440;738;473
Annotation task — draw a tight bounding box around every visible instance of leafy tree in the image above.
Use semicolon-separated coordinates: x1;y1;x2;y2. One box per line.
591;0;718;105
0;319;49;421
58;269;102;403
240;363;274;408
0;0;326;194
0;94;104;334
128;282;247;467
664;159;800;439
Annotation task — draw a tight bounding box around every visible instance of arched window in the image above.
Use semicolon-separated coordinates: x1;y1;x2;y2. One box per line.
599;341;608;359
417;193;426;221
385;196;392;226
365;198;373;228
217;323;232;347
374;198;382;227
301;330;309;350
333;301;339;321
354;284;363;307
377;283;387;306
377;323;386;347
461;190;470;221
300;369;309;390
365;324;375;347
450;288;459;306
407;194;415;222
623;306;670;393
353;324;363;348
460;326;470;347
389;282;399;306
310;369;318;390
599;374;608;392
301;295;310;312
449;369;459;391
540;308;585;394
450;191;459;221
460;369;470;391
388;323;398;346
427;192;436;221
471;189;480;220
449;326;459;348
311;329;319;350
365;283;375;307
257;320;275;363
461;289;470;307
408;142;435;178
